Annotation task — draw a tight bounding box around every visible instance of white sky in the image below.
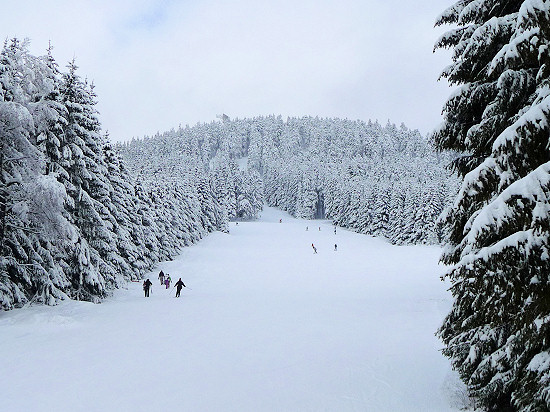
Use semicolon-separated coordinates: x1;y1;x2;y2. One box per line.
4;0;453;142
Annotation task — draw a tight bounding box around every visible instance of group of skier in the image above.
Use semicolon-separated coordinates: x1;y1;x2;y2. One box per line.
143;220;339;296
143;270;186;298
310;225;338;253
311;243;338;253
158;270;172;288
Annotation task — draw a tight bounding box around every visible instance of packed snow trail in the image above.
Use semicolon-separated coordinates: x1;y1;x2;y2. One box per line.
0;207;465;411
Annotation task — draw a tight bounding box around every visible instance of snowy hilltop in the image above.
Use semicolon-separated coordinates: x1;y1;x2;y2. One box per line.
119;116;459;245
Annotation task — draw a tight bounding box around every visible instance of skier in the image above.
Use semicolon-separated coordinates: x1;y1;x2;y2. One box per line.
334;244;337;251
165;275;171;289
158;270;165;286
318;227;321;231
279;219;282;223
175;278;186;298
334;228;337;235
312;243;317;254
143;278;152;297
306;226;308;231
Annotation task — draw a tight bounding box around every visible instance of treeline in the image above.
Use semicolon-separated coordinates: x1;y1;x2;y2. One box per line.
121;116;458;245
0;39;226;310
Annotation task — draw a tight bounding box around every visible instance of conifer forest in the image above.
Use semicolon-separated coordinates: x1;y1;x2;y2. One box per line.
2;0;550;410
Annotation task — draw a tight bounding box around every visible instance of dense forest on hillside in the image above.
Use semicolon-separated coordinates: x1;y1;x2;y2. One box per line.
0;37;456;311
120;116;459;245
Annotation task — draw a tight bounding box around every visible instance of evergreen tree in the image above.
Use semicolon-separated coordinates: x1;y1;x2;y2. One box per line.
434;1;550;410
31;42;68;176
60;60;118;300
0;39;71;309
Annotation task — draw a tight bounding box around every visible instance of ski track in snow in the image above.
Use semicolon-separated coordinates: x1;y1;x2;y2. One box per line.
0;207;465;412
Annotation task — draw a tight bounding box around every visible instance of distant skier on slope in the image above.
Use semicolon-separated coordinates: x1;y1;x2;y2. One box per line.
334;244;337;251
175;278;186;298
158;270;165;286
143;279;152;297
165;275;171;289
312;243;317;254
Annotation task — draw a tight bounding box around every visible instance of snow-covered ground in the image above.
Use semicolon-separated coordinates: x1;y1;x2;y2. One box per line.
0;207;468;411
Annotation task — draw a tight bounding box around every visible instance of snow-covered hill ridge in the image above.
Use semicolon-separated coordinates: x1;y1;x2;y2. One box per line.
119;116;459;246
0;207;469;411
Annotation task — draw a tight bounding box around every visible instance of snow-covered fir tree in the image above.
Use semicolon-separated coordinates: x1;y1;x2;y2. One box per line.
0;39;72;308
434;1;550;410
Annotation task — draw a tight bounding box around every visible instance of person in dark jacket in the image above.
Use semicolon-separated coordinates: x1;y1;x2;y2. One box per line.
175;278;186;298
143;279;152;297
158;270;165;285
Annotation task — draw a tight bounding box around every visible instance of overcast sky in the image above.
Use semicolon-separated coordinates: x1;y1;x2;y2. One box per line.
4;0;453;142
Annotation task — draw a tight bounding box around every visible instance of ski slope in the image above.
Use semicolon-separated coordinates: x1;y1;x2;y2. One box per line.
0;207;467;411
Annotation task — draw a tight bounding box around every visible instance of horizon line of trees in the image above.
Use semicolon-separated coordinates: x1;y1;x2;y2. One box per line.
120;116;459;246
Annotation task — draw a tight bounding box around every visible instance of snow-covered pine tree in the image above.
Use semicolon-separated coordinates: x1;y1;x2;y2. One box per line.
31;42;68;176
195;168;220;232
102;140;142;279
0;46;41;307
371;183;390;238
397;182;421;244
25;43;76;305
387;181;406;240
132;180;161;265
235;169;263;220
60;59;118;300
295;172;318;219
0;39;71;309
434;1;550;410
245;168;264;217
